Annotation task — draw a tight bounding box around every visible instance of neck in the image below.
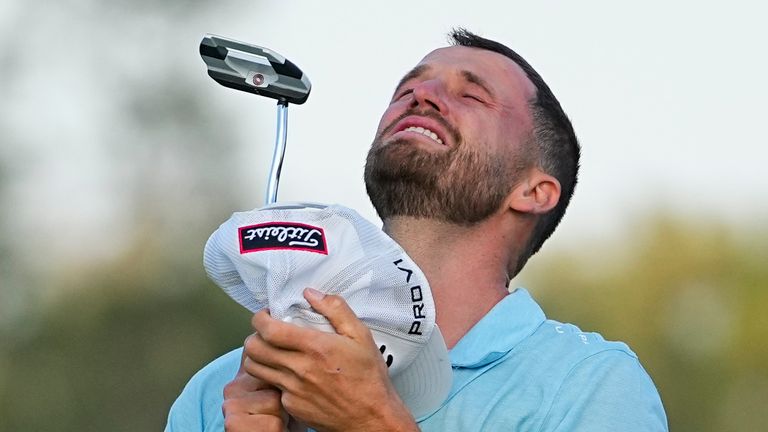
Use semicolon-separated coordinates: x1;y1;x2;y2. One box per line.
383;215;527;348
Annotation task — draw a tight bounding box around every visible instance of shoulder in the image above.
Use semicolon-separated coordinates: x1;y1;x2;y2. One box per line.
533;319;639;361
541;349;668;431
164;348;243;432
442;319;667;431
488;317;646;388
528;318;662;400
528;321;668;431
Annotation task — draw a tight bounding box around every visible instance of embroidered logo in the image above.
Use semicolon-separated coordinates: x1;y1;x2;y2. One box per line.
394;258;426;335
239;222;328;255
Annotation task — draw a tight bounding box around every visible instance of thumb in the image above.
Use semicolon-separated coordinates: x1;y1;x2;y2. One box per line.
303;288;370;341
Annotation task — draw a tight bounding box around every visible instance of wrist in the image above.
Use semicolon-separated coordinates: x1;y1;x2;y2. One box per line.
378;410;420;432
363;397;419;432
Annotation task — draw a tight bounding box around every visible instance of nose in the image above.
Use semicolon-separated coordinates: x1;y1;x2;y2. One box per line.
411;79;449;114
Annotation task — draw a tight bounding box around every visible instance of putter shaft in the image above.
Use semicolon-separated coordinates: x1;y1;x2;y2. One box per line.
265;100;289;205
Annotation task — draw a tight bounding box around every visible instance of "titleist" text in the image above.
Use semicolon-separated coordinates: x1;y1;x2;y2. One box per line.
239;222;328;255
243;226;322;248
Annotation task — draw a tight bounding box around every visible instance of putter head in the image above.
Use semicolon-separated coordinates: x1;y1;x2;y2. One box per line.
200;34;311;105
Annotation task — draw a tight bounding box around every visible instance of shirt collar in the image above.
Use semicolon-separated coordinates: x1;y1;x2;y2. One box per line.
449;288;546;368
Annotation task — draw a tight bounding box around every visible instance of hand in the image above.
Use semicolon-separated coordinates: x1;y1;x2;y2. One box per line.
242;288;419;432
222;350;288;432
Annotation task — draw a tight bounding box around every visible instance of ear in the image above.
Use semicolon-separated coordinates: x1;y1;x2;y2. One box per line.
506;169;561;215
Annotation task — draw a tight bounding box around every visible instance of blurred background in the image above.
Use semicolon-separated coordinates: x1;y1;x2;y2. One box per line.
1;1;766;431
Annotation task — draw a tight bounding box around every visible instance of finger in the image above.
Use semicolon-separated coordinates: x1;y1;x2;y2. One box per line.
303;288;370;341
222;388;285;417
224;372;276;399
243;354;302;393
244;332;305;374
240;340;280;381
251;310;319;351
225;343;278;397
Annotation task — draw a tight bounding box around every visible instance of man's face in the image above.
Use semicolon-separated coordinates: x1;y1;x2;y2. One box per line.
364;45;537;224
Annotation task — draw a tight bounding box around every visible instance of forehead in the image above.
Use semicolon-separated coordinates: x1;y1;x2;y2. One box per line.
416;45;537;101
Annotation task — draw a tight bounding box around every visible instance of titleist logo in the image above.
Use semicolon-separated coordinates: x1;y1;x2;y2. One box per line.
239;222;328;255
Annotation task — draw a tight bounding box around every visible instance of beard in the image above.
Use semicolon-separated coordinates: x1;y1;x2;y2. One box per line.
364;112;521;226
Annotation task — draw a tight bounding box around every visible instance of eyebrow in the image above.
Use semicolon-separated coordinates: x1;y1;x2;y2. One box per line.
393;64;430;96
393;64;496;99
461;70;495;99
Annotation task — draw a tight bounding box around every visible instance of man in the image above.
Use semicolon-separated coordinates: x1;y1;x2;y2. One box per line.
166;29;668;431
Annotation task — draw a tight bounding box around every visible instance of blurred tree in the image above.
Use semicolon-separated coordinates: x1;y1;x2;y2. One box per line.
0;241;252;431
0;0;258;286
0;0;261;431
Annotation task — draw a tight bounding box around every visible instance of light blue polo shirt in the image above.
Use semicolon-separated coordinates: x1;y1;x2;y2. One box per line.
165;288;668;431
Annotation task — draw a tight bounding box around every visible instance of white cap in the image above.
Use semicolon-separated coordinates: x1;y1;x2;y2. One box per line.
203;202;452;418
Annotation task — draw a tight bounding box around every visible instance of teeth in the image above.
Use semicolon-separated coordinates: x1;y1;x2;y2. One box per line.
404;126;444;145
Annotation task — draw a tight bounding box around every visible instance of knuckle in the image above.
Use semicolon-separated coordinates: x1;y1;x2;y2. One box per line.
280;375;301;396
307;345;324;363
261;389;282;412
257;323;275;342
293;365;309;381
360;326;377;343
223;413;242;431
325;295;345;309
222;381;238;399
300;339;328;366
221;398;237;415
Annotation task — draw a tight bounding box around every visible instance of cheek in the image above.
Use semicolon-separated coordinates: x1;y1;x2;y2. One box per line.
504;106;534;140
485;110;532;151
374;116;390;136
375;101;410;135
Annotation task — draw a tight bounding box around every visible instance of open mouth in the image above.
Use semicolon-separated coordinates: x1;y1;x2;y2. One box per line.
389;114;451;147
401;126;444;145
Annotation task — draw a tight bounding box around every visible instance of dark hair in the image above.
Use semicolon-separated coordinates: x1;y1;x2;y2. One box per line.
448;28;581;276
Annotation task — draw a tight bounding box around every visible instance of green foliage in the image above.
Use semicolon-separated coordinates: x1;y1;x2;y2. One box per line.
0;249;252;432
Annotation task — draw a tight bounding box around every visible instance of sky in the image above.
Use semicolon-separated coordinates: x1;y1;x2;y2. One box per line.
1;0;767;271
263;1;768;241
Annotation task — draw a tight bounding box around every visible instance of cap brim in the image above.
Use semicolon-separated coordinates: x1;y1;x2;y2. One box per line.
386;325;452;419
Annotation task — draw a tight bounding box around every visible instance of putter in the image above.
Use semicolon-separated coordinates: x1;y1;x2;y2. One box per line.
200;34;312;205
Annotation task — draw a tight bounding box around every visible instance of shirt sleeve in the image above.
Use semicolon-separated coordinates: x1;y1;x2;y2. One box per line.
538;350;668;432
164;348;243;432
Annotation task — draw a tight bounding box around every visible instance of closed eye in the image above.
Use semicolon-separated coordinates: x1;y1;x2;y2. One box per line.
395;88;414;100
463;94;485;103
